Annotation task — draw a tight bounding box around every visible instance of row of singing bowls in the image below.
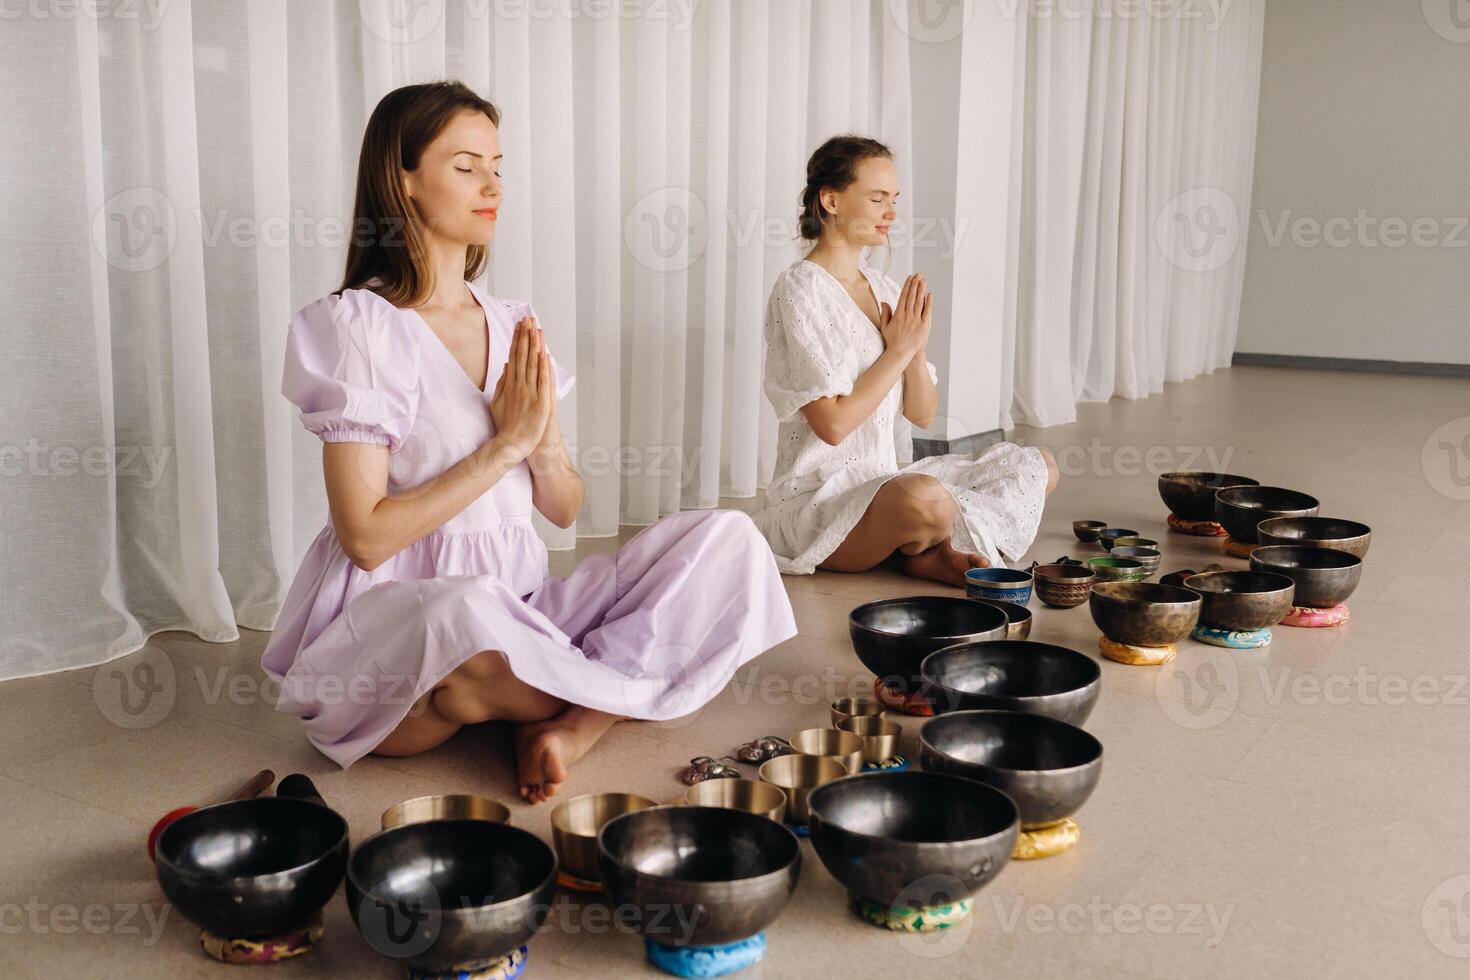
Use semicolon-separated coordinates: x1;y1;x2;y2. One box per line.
1214;486;1320;543
1088;582;1202;646
919;641;1101;725
346;820;556;972
598;806;801;948
551;793;656;883
807;772;1018;909
1257;517;1372;558
1183;570;1296;631
920;710;1103;830
849;596;1008;692
1157;471;1260;521
154;777;348;939
966;595;1034;639
1250;545;1363;608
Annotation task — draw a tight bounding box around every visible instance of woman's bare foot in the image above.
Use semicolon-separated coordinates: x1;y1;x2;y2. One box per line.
513;706;623;804
900;540;990;587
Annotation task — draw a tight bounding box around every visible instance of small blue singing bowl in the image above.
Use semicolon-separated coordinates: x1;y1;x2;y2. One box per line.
964;567;1035;607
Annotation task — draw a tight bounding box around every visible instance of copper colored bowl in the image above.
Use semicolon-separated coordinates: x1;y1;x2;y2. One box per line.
1088;582;1202;646
1032;563;1096;608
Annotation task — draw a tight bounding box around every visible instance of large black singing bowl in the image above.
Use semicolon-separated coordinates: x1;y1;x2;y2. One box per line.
1249;545;1363;608
1157;472;1260;521
849;596;1008;694
920;710;1103;830
155;797;348;939
599;805;801;948
919;641;1101;725
346;820;557;973
807;772;1018;909
1213;486;1320;543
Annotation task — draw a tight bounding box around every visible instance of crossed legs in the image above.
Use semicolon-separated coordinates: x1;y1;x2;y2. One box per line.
819;448;1060;586
371;649;623;804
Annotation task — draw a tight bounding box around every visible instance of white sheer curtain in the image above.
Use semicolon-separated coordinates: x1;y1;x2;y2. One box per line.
0;0;918;680
1000;0;1267;428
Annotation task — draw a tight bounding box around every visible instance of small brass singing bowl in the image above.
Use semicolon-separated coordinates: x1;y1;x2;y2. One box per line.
380;794;511;831
836;715;902;764
551;792;657;883
759;754;847;825
684;778;788;823
792;728;865;775
830;697;882;729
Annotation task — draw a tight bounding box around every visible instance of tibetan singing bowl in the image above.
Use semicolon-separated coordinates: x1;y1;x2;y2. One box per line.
1183;570;1296;631
1032;562;1096;608
1158;472;1260;521
1088;582;1202;646
830;696;883;728
1213;486;1320;543
1256;517;1372;559
792;728;865;775
683;779;788;823
807;772;1018;909
1073;520;1107;542
347;820;556;973
849;596;1008;694
382;794;511;831
1098;527;1139;550
836;715;902;764
551;793;657;884
966;595;1034;639
1250;545;1363;608
759;754;847;825
919;641;1101;725
599;806;801;948
920;710;1103;829
1110;546;1161;578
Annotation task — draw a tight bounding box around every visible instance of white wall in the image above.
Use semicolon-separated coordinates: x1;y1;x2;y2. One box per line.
1237;0;1470;365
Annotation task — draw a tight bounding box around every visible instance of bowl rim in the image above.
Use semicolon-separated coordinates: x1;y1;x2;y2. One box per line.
1089;581;1203;605
807;771;1019;847
550;792;659;840
156;797;349;885
919;709;1103;776
919;640;1103;695
1182;569;1297;595
849;595;1009;642
347;819;557;913
1248;544;1363;570
1086;556;1146;568
596;804;801;885
1214;485;1321;510
1031;563;1095;582
1158;471;1260;487
1255;516;1372;540
1072;519;1107;528
964;567;1034;585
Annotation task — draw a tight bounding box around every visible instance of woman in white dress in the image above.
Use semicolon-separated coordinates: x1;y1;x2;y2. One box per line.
754;136;1059;586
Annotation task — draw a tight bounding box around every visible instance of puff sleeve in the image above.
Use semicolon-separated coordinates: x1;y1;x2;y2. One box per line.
762;269;856;423
281;289;422;451
500;298;576;401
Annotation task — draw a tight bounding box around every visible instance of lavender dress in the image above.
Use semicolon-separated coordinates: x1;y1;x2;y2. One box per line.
261;281;797;768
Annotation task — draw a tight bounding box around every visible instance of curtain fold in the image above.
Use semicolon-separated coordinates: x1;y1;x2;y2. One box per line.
1;0;1266;681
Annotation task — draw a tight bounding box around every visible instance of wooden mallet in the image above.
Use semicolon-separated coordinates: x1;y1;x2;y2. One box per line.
147;769;276;862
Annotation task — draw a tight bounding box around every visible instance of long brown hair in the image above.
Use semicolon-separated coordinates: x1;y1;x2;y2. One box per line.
339;80;501;308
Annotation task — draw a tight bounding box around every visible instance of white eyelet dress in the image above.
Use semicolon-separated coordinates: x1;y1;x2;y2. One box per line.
752;259;1049;573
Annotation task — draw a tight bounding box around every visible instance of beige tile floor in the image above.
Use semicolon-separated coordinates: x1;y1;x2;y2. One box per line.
3;365;1469;978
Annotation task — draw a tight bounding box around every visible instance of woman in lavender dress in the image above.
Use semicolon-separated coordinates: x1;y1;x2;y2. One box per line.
262;82;796;803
